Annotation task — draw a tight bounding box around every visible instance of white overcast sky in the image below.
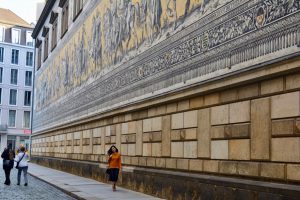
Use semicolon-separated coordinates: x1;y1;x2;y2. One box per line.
0;0;45;24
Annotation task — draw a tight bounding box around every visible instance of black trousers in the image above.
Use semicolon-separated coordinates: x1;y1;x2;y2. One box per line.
4;168;11;184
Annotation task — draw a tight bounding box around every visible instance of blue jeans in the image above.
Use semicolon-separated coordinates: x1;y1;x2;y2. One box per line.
17;166;28;184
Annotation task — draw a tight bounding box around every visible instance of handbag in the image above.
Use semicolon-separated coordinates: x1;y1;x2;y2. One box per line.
3;160;10;166
16;153;25;169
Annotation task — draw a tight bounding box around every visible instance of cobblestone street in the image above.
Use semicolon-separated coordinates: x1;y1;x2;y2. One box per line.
0;163;75;200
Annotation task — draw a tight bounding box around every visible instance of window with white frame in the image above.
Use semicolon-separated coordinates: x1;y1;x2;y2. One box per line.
11;49;19;64
11;29;20;44
23;111;31;128
0;67;2;83
0;47;4;62
8;110;16;127
24;91;31;106
25;71;32;86
0;26;4;42
26;31;33;46
10;69;18;85
73;0;83;21
26;52;33;66
9;89;17;105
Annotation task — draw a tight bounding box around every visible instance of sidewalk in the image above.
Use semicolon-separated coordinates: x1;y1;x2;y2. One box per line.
28;163;162;200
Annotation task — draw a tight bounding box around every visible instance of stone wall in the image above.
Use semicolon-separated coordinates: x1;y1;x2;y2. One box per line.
31;57;300;198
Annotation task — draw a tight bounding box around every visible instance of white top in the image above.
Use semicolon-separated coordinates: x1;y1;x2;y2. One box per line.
15;152;29;167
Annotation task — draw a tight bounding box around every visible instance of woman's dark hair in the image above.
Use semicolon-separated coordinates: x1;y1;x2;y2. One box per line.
20;146;26;152
107;145;118;155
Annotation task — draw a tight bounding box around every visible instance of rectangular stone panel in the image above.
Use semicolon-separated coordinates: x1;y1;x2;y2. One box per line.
166;158;177;169
251;98;271;160
211;126;225;139
128;144;136;156
171;130;182;141
128;121;137;134
190;96;204;109
105;126;111;136
184;110;198;128
152;117;162;132
211;105;229;125
219;161;237;174
171;142;184;158
260;163;285;179
271;137;300;162
220;89;238;103
238;84;259;99
261;77;284;95
166;103;177;114
229;101;250;123
198;109;211;158
272;119;294;136
178;100;190;111
136;120;143;156
121;144;128;155
189;160;203;171
286;72;300;90
156;158;166;168
171;113;184;129
162;115;171;157
143;143;152;157
177;159;189;170
184;141;197;158
271;92;300;119
237;162;259;176
185;128;197;140
121;123;128;134
204;93;219;106
229;139;250;160
152;143;162;157
211;140;228;159
287;164;300;181
203;160;219;173
230;124;250;138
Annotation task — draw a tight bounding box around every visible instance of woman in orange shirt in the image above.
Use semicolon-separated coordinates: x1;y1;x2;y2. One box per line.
107;145;121;191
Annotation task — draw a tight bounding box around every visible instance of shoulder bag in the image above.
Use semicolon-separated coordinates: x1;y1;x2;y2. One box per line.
16;153;25;169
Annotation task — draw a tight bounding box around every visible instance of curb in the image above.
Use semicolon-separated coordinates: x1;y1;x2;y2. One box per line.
28;172;85;200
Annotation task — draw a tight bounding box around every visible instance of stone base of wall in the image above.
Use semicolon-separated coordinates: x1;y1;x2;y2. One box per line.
31;156;300;200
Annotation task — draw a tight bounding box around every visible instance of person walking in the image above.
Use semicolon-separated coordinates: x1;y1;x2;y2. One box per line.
107;145;121;191
1;146;15;185
15;146;29;186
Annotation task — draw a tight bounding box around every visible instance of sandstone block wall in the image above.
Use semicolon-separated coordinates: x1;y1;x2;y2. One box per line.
32;64;300;183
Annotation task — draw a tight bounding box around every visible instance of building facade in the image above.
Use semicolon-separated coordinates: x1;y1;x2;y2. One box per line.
0;8;34;152
32;0;300;199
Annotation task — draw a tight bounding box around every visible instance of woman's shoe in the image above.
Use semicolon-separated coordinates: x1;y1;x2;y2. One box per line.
24;183;28;186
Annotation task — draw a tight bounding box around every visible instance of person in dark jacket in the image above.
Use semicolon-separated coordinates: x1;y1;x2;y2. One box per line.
1;146;15;185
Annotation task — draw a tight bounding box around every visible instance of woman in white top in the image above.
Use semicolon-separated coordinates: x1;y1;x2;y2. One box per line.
14;146;29;186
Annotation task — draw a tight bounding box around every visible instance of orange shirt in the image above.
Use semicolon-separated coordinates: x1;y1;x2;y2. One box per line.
108;153;121;169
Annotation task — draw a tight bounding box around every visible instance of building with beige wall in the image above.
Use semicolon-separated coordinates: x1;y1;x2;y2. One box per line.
31;0;300;199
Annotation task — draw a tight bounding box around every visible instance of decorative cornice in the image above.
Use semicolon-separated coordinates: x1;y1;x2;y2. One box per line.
32;0;55;39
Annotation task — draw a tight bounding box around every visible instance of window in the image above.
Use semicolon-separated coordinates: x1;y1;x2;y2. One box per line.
10;69;18;85
38;45;42;69
9;89;17;105
26;31;33;46
8;110;16;127
73;0;83;21
0;67;2;83
0;88;2;104
11;29;20;44
61;0;69;37
44;32;49;61
51;19;58;50
26;52;33;66
24;91;31;106
25;71;32;86
11;49;19;64
0;26;4;42
23;111;31;128
0;47;3;62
